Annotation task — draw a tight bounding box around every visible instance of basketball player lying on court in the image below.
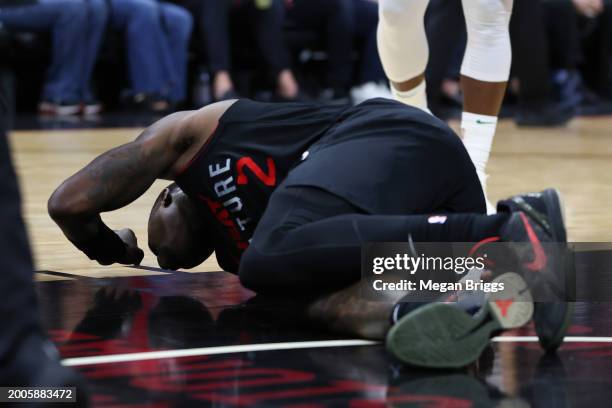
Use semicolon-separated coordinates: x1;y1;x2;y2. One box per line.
48;98;573;369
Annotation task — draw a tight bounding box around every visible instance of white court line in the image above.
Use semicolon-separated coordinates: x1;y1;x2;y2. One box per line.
62;336;612;367
62;340;377;367
493;336;612;343
493;336;539;342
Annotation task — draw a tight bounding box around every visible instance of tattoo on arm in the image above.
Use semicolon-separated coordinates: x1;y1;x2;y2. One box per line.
49;114;190;243
84;141;165;212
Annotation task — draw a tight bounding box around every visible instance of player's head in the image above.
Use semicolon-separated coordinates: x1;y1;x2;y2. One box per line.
148;183;214;270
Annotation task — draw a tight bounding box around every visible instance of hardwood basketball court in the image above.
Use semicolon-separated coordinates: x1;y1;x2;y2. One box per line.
8;116;612;406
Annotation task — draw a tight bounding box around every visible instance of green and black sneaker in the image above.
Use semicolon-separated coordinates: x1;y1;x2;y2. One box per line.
386;272;533;368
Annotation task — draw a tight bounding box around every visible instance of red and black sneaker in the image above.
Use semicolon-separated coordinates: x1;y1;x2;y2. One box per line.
497;188;574;352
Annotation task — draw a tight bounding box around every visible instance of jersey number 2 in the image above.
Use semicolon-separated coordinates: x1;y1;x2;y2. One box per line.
236;157;277;186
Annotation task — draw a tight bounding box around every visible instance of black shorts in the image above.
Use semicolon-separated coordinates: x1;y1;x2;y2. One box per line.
283;99;486;215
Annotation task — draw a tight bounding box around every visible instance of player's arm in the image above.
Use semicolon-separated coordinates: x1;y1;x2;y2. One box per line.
48;111;196;266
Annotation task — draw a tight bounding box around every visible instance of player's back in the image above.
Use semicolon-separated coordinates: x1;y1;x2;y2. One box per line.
175;99;349;265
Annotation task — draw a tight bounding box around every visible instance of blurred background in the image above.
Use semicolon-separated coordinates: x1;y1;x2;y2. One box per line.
1;0;612;128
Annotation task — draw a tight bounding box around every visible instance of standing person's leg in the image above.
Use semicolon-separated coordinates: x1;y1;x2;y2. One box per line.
0;113;38;384
0;0;88;113
302;0;356;98
287;0;352;99
349;0;394;104
459;0;513;213
510;0;574;126
201;0;234;100
248;0;299;99
353;0;386;85
109;0;173;104
169;0;207;63
459;0;513;116
594;5;612;97
542;0;580;75
377;0;431;111
82;0;109;113
160;2;193;104
577;6;612;98
323;0;354;94
0;98;87;396
511;0;551;111
425;0;465;115
540;0;582;113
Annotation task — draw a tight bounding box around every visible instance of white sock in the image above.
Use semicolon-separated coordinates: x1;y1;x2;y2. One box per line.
461;111;497;174
391;81;431;114
461;111;497;214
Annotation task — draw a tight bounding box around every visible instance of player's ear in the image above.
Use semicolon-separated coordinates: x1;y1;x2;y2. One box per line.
161;188;172;208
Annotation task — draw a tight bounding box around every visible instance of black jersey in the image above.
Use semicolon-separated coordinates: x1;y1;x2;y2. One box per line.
175;99;349;268
175;98;467;272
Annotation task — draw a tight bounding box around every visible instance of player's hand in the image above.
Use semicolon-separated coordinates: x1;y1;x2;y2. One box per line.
114;228;145;265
